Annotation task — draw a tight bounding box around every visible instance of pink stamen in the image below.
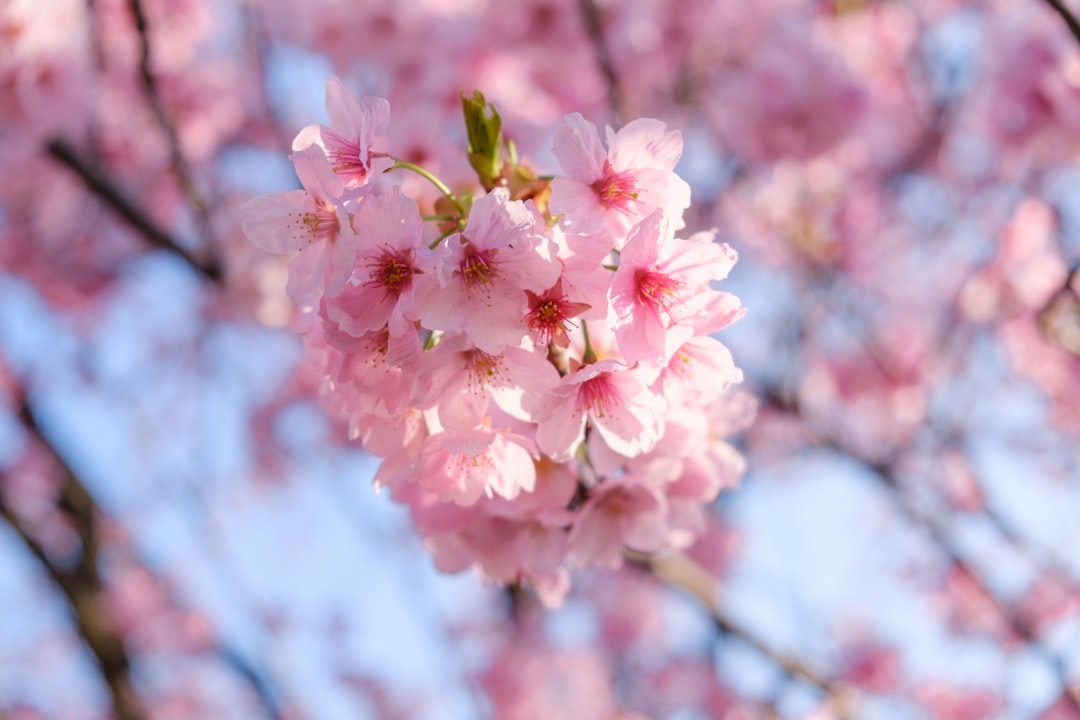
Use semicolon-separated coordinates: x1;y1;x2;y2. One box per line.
525;283;591;348
590;160;638;213
577;374;618;418
325;133;370;186
635;269;682;315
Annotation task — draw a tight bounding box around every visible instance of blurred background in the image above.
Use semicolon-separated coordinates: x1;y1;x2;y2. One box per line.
3;0;1080;717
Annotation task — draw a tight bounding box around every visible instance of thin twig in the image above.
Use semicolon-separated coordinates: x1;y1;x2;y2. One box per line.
628;550;858;718
763;392;1080;714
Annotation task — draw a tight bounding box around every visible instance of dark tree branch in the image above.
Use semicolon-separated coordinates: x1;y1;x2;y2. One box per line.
126;0;220;250
579;0;625;124
1;397;147;720
1041;0;1080;49
3;388;292;720
45;139;223;282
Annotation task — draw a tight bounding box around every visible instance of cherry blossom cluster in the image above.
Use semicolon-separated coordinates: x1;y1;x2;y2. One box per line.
241;77;752;605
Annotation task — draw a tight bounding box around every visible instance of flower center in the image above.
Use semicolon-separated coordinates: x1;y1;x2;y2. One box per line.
590;161;638;213
577;374;618;418
325;133;370;186
467;350;506;392
460;240;499;288
299;198;340;245
634;269;682;315
366;250;413;298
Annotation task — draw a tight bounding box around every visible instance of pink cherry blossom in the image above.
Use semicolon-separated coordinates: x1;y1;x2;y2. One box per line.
569;480;669;568
523;278;592;349
535;359;664;461
412;188;560;353
550;112;691;243
322;187;425;338
292;76;393;190
610;211;742;364
412;334;560;430
240;144;358;301
415;427;538;506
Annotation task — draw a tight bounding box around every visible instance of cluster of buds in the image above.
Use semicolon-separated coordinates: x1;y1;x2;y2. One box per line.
242;78;753;605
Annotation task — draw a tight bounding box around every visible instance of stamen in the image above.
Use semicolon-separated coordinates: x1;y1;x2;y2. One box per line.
365;250;414;300
590;160;638;213
635;269;682;315
577;374;618;418
294;198;340;247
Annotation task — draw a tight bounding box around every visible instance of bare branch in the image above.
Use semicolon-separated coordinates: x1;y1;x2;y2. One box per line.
126;0;220;249
628;550;858;718
762;392;1080;714
45;139;223;282
1;397;147;720
578;0;625;124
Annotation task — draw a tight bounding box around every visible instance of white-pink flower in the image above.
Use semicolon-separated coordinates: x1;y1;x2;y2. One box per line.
535;359;664;461
569;480;669;568
292;76;393;190
412;334;560;431
323;187;425;339
413;188;561;354
610;211;742;364
550;113;691;244
416;428;538;506
240;144;358;300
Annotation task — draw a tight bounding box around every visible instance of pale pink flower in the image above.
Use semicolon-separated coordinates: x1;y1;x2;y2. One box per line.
431;513;571;606
412;334;560;430
323;188;425;338
325;325;422;417
709;28;865;163
483;643;623;720
569;480;669;568
240;144;358;300
415;428;538;506
610;212;741;363
535;359;664;461
413;189;560;353
550;113;691;243
651;335;742;405
292;76;392;190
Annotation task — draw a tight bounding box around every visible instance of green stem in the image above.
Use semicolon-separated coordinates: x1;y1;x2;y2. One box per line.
581;320;598;364
387;160;466;217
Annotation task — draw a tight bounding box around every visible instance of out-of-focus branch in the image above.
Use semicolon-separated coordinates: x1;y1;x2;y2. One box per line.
579;0;625;124
3;388;293;720
1038;266;1080;355
216;644;290;720
126;0;218;248
45;139;223;282
628;550;858;718
0;397;147;720
762;390;1080;712
1041;0;1080;49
